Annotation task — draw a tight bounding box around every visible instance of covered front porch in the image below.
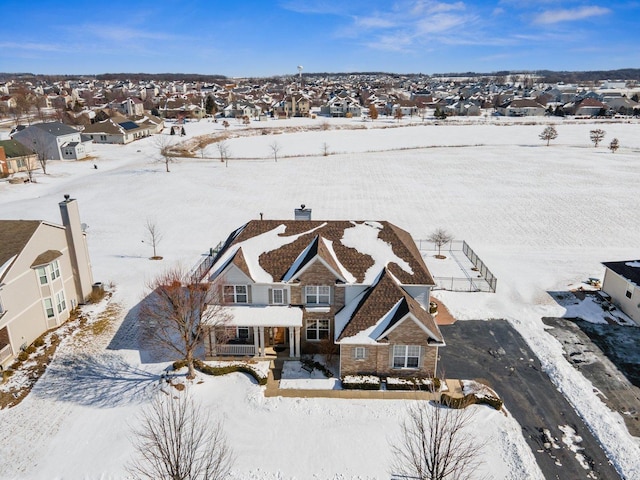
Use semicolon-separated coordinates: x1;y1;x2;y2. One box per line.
203;305;302;359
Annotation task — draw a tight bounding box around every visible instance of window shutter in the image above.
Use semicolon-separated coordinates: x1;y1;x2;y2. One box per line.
389;347;394;368
329;286;334;305
268;288;273;304
247;285;252;303
283;289;288;305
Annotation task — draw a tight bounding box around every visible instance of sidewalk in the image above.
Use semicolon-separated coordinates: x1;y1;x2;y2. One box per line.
263;359;464;400
432;297;457;325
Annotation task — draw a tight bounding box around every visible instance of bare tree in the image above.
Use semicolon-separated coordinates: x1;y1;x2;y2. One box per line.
30;130;51;175
138;267;231;379
217;140;230;166
394;108;404;122
428;228;453;258
269;140;281;162
321;142;330;156
154;134;176;172
129;392;234;480
23;154;40;183
590;128;606;148
539;126;558;146
391;399;483;480
144;219;163;259
609;137;619;153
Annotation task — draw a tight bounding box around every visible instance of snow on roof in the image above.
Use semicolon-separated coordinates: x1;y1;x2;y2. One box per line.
625;261;640;268
211;223;326;282
338;298;404;345
0;254;17;280
205;305;303;327
323;238;356;283
341;221;413;284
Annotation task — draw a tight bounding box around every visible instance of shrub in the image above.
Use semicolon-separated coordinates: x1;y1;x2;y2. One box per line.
33;338;45;348
300;357;333;378
17;351;29;362
25;345;37;355
172;359;268;386
341;375;381;390
440;392;503;411
386;377;441;391
2;369;14;383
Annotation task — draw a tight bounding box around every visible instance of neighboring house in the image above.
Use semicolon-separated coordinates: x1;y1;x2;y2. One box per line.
601;260;640;326
83;118;151;144
0;196;94;368
499;99;546;117
0;140;37;175
202;210;444;379
320;96;362;117
119;97;145;116
12;122;92;160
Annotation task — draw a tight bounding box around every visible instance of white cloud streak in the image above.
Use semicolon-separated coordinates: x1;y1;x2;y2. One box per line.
533;6;611;24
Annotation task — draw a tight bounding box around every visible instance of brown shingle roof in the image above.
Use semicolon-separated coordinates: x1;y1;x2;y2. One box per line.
31;250;62;268
217;220;434;285
0;220;41;273
337;268;442;343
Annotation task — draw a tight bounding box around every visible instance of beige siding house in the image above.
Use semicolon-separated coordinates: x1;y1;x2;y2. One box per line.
0;197;94;368
202;210;444;379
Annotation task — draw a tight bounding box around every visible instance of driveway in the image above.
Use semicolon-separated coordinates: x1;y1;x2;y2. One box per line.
439;320;620;480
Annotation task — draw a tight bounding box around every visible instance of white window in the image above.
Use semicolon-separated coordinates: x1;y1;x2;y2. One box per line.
393;345;421;369
272;288;284;305
223;285;248;303
55;291;66;314
354;346;366;360
49;260;60;281
626;283;633;299
306;319;329;341
305;285;330;305
36;266;48;285
237;327;249;340
43;298;55;318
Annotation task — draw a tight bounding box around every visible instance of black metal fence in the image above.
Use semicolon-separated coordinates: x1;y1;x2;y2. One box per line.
415;239;497;293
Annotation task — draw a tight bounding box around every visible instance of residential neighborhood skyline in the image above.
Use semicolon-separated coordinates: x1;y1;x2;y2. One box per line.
2;0;639;77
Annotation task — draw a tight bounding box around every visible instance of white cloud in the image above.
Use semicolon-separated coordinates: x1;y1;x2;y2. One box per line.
354;16;397;29
533;6;611;25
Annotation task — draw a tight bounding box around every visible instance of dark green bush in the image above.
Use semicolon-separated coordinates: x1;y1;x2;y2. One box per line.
171;359;268;386
341;376;381;390
386;377;441;391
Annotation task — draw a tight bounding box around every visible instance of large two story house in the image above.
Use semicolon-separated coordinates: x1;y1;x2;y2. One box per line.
202;209;444;379
0;196;94;368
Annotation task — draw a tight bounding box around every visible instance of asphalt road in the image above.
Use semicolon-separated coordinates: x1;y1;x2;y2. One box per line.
439;320;620;480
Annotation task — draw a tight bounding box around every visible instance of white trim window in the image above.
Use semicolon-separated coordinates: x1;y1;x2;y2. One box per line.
43;298;55;318
306;319;329;341
36;266;48;285
305;285;330;305
272;288;284;305
55;291;66;314
49;260;61;281
236;327;249;340
626;283;634;299
223;285;248;304
354;346;366;360
393;345;421;369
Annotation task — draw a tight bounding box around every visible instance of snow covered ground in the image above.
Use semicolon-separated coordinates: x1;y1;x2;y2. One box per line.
1;116;639;479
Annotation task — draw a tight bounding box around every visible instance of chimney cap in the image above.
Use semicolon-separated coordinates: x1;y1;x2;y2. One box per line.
64;194;70;201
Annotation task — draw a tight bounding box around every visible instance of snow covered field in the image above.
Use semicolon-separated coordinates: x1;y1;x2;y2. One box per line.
1;116;639;479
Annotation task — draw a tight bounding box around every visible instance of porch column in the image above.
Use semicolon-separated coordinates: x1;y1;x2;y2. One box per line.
259;326;265;357
294;327;301;358
289;327;295;357
253;326;259;358
208;327;217;357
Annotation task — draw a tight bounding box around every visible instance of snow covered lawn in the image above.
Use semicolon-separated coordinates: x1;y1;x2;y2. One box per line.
1;116;639;478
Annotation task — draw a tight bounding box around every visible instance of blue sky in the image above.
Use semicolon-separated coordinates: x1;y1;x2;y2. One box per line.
1;0;638;77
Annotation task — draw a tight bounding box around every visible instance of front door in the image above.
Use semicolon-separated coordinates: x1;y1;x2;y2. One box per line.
273;327;286;345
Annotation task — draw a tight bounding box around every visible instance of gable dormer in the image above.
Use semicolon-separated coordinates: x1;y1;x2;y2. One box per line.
282;235;347;284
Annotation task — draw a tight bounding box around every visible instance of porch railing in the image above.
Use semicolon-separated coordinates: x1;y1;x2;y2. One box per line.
213;344;257;356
